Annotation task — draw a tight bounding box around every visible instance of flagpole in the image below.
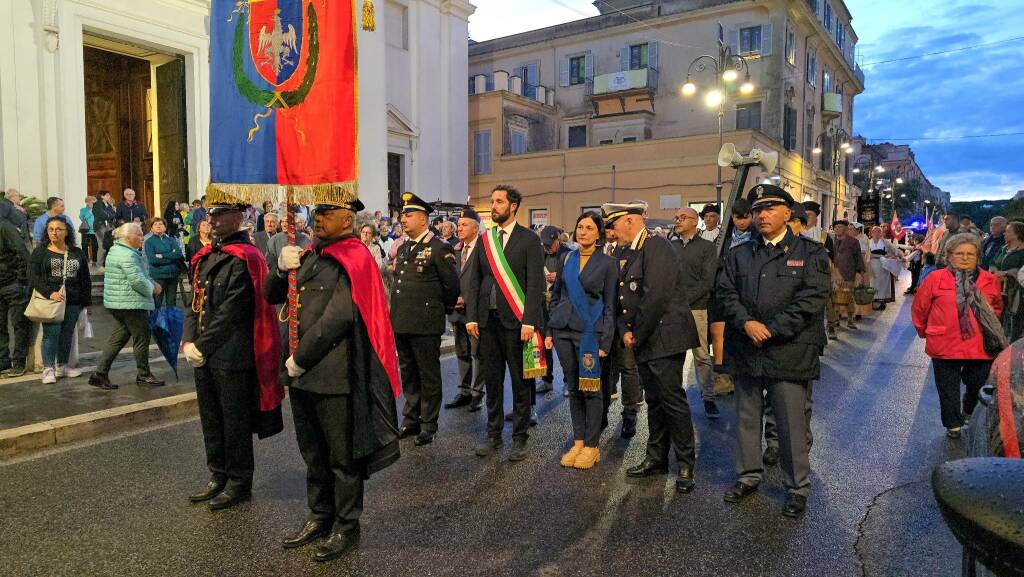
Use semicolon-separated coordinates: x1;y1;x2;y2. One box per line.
283;185;299;355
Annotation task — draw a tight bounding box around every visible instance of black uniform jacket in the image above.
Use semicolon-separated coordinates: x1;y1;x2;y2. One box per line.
265;239;355;395
448;235;481;325
717;229;830;380
617;230;699;363
184;231;255;371
547;250;618;353
466;223;546;331
390;231;459;335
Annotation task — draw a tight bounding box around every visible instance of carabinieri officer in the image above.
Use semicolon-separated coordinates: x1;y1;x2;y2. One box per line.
717;184;830;519
391;192;459;446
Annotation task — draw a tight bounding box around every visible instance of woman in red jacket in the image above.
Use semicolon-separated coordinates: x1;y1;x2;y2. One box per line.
913;233;1008;439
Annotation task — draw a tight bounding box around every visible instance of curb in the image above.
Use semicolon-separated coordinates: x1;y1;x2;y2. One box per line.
1;344;457;459
0;393;198;460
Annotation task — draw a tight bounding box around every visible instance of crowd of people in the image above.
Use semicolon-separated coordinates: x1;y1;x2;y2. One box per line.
3;180;1022;563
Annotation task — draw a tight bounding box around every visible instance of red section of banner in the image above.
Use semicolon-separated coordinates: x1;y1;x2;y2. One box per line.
275;0;357;185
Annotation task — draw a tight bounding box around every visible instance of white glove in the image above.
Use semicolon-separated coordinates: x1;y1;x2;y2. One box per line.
183;342;205;367
278;245;304;271
286;356;306;378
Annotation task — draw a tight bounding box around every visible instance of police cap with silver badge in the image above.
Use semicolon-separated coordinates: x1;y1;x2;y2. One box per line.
747;183;795;211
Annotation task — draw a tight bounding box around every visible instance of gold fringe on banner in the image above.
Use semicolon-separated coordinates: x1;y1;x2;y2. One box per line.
578;377;602;393
523;367;547;379
205;181;359;208
362;0;376;31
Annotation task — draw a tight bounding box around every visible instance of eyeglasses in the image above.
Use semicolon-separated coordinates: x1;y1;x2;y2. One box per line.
674;215;697;221
951;251;977;259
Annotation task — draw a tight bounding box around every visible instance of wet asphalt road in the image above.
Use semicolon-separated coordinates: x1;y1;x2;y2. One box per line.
0;290;967;577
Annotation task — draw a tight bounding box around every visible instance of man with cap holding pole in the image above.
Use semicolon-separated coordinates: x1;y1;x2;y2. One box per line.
445;207;487;412
265;188;401;561
539;225;571;393
183;196;285;511
718;184;830;518
604;200;701;494
391;192;460;447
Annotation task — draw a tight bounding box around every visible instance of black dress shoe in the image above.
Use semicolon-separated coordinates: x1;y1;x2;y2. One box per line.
704;400;720;420
208;491;251;511
763;446;780;466
444;394;472;409
474;437;502;457
399;425;420;439
508;438;529;461
414;431;434;446
620;415;637;438
675;468;696;494
314;528;360;562
282;520;331;549
88;373;118;390
136;374;165;387
782;494;807;518
626;459;668;478
468;396;483;412
723;482;758;503
189;480;225;502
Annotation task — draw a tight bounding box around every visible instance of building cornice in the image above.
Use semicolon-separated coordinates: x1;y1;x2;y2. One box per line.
442;0;475;20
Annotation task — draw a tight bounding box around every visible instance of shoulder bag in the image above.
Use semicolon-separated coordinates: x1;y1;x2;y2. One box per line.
24;251;68;324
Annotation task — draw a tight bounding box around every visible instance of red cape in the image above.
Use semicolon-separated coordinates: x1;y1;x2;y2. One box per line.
191;243;284;412
320;237;401;397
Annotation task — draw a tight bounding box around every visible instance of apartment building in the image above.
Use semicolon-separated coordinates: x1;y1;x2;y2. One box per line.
467;0;864;228
850;137;952;209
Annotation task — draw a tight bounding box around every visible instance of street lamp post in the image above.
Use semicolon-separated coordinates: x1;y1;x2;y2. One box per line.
811;127;851;223
681;28;755;206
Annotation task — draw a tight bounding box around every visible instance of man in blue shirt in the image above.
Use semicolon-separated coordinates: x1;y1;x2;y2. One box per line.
33;197;75;244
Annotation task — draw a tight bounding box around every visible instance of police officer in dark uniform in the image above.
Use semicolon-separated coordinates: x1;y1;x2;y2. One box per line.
717;184;830;519
602;201;701;494
604;221;643;438
392;192;459;446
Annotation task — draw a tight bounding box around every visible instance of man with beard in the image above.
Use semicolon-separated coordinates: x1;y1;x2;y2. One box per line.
183;199;284;511
604;201;701;494
391;192;459;446
466;184;545;461
266;191;401;562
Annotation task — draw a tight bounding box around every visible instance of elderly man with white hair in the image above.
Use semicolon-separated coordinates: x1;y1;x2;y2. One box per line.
1;188;31;243
115;188;148;223
982;215;1008;270
89;222;163;390
266;211;311;267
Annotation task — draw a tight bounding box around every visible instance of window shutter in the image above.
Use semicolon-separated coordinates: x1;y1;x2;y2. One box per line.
727;26;739;56
468;77;474;95
648;41;659;71
760;23;772;56
559;58;570;87
619;47;629;71
584;53;594;82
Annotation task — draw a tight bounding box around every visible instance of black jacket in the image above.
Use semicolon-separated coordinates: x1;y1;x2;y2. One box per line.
717;229;830;380
0;219;29;285
448;236;482;324
28;245;91;307
265;237;355;394
0;199;30;243
616;230;699;363
92;201;117;230
466;223;546;330
115;202;148;224
673;235;717;310
390;231;459;335
547;250;618;353
183;231;255;371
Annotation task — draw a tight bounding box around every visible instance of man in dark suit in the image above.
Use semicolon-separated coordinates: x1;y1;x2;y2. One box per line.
604;201;701;494
252;211;280;260
466;185;545;461
717;184;830;519
391;193;459;446
538;226;570;393
444;207;486;412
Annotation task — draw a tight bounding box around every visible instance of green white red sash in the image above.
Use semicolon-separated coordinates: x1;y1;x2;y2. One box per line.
482;226;548;379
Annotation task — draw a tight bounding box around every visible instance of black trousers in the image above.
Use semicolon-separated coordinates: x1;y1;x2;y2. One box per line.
611;335;643;416
82;233;98;264
638;354;696;469
452;321;485;397
932;358;993;429
479;311;532;441
290;388;363;533
195;367;256;493
396;333;443;433
908;259;923;291
0;282;30;369
95;309;152;377
153;277;179;309
554;331;605;447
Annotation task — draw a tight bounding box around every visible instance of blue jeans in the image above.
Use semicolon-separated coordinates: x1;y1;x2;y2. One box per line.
42;305;82;367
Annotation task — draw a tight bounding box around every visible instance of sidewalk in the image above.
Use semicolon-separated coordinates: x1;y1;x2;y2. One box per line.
1;300;455;458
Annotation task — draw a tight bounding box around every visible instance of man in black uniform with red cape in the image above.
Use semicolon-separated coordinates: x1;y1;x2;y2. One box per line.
265;189;401;562
183;198;284;511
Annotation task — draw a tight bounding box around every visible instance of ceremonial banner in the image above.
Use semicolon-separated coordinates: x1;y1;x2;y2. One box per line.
209;0;358;204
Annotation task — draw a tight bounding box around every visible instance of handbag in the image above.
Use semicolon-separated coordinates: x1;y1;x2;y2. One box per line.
853;285;877;306
24;252;68;324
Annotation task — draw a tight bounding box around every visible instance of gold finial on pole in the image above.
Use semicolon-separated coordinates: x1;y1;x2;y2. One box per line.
362;0;376;31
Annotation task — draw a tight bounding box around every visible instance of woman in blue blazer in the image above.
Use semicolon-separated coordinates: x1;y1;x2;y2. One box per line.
544;212;618;470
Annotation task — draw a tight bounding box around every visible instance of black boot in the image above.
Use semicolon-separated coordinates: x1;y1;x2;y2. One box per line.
314;527;361;562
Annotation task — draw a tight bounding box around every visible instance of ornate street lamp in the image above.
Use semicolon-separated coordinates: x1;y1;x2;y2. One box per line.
811;127;852;222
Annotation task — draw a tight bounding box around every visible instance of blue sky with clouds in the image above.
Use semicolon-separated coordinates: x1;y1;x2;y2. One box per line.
468;0;1024;201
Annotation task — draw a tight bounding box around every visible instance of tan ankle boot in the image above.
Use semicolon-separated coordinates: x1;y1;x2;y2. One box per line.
560;441;584;467
573;447;600;469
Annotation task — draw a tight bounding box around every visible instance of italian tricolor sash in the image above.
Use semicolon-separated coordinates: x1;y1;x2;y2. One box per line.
482;226;548;379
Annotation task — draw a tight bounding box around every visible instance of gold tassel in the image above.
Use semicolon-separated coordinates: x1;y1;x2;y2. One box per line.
578;378;602;393
362;0;376;31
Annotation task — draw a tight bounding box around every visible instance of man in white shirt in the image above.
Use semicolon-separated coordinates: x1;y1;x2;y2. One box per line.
445;208;486;411
699;203;722;247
